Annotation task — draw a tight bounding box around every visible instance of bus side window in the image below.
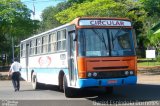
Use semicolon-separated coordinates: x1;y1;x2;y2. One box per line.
37;38;41;54
62;29;66;50
48;34;51;53
51;32;57;52
42;37;44;53
57;31;61;51
20;43;23;57
57;29;66;51
35;38;41;54
23;43;26;57
35;39;37;54
29;40;32;55
42;35;48;54
29;40;35;56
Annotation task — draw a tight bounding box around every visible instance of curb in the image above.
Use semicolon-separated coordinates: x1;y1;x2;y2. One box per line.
0;74;11;80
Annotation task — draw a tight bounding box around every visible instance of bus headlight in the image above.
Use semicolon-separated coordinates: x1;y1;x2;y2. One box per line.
125;71;129;75
130;71;134;75
93;72;97;77
88;73;92;77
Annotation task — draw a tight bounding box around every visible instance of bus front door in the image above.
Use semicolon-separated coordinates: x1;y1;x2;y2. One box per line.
68;31;76;86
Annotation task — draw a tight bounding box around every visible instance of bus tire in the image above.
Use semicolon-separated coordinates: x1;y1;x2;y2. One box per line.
63;75;74;98
32;75;41;89
59;71;64;92
105;86;114;94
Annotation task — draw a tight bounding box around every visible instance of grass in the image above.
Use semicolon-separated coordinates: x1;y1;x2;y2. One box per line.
137;58;160;67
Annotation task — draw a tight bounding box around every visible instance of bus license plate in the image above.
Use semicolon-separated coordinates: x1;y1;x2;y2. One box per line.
108;80;117;84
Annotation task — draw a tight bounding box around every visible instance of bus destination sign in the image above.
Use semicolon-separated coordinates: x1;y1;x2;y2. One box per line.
79;19;131;27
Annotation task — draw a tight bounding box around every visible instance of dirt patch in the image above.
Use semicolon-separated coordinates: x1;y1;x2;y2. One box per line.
138;66;160;75
138;66;160;70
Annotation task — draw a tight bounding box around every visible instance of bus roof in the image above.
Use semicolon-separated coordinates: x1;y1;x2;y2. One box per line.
21;23;70;43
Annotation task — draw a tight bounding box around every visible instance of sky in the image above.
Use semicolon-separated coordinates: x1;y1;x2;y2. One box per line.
21;0;65;20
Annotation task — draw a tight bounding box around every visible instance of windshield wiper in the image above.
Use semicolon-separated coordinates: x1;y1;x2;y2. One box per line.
92;29;108;52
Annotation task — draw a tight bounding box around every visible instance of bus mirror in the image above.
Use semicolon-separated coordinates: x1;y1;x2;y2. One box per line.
132;29;137;48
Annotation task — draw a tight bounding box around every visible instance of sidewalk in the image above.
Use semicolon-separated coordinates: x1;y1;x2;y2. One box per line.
138;74;160;84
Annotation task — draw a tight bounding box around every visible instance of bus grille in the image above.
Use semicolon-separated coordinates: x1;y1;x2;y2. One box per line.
87;71;133;79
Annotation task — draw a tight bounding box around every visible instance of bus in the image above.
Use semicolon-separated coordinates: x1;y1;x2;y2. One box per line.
20;17;137;97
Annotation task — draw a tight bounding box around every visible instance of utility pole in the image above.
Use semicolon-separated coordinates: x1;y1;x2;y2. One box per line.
9;2;14;63
32;0;36;19
12;36;14;62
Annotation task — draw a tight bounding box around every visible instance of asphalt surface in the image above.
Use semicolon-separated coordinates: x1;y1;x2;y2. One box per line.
0;74;160;106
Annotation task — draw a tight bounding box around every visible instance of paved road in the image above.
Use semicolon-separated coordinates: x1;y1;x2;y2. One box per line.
1;75;160;106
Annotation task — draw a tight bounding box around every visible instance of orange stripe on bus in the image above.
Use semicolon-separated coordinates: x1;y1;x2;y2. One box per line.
77;57;86;78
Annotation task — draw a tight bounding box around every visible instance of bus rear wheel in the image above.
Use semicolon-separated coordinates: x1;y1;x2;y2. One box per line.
63;75;75;98
32;75;41;89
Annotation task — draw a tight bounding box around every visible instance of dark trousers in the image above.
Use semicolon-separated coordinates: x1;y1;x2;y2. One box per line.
11;72;21;91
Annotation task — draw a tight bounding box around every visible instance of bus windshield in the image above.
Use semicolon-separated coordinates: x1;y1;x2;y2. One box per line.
78;28;135;57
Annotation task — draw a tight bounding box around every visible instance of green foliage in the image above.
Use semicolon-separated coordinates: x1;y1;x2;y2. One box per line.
156;55;160;62
55;0;129;24
138;60;160;67
40;2;71;31
137;0;160;52
0;0;40;62
140;0;160;17
0;0;40;38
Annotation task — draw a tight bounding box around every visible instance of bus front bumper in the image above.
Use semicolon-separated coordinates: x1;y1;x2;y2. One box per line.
76;76;137;88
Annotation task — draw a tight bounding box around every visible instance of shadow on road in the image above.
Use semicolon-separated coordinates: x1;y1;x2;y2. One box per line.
25;83;160;105
33;84;61;92
37;83;160;101
83;84;160;105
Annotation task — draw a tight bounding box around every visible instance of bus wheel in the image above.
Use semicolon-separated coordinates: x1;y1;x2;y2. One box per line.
63;75;74;98
105;86;114;94
32;75;40;89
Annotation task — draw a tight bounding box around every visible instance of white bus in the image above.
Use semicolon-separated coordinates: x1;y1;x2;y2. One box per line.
20;17;137;97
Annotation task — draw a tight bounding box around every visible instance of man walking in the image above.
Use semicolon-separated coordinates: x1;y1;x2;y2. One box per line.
8;58;22;92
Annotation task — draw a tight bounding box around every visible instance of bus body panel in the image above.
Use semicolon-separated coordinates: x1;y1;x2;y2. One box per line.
21;67;70;85
21;52;69;85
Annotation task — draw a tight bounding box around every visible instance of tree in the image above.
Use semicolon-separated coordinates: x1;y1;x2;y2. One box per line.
40;6;61;31
55;0;145;25
40;1;73;31
0;0;40;64
140;0;160;17
138;0;160;56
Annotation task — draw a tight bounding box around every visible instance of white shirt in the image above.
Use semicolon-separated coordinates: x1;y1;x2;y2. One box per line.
10;61;22;73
